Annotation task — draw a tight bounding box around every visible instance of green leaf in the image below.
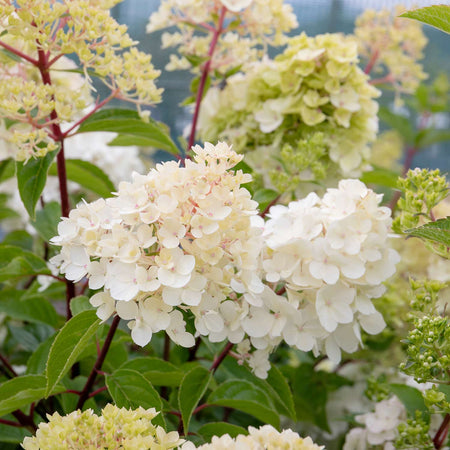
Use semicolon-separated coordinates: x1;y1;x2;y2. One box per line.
27;334;56;374
0;290;59;327
179;366;212;433
253;188;279;212
0;375;65;417
360;166;400;189
0;422;31;444
0;245;50;282
416;129;450;149
389;384;428;417
2;230;33;251
16;149;58;219
77;108;180;156
0;159;15;182
105;368;164;427
208;380;279;428
198;422;247;442
400;5;450;34
119;357;183;386
70;296;94;316
404;217;450;247
378;107;415;144
49;159;115;197
266;364;296;420
30;201;61;241
45;310;101;396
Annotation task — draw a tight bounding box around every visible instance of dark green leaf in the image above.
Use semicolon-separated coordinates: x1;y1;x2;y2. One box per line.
45;310;101;396
179;366;212;433
30;201;61;241
119;357;183;386
208;380;279;427
0;159;15;182
49;159;115;197
0;375;64;417
389;384;428;417
77;108;179;156
0;422;31;444
253;189;279;212
378;107;415;144
1;230;33;251
70;296;94;316
198;422;247;442
0;290;59;327
266;364;296;420
27;334;56;374
0;245;50;282
360;167;400;189
106;368;164;427
405;217;450;247
16;149;58;219
400;5;450;34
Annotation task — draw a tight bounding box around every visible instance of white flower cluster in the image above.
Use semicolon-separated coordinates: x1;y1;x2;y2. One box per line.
262;179;400;363
50;142;266;349
344;396;406;450
182;425;323;449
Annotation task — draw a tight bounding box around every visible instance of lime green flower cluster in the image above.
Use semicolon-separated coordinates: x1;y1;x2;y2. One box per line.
21;405;183;450
355;6;427;100
399;280;449;385
395;412;434;450
198;32;380;192
392;168;449;233
147;0;298;76
0;0;162;161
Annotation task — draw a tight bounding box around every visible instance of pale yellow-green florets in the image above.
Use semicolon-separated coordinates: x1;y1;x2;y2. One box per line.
197;32;380;194
0;0;162;162
21;405;183;450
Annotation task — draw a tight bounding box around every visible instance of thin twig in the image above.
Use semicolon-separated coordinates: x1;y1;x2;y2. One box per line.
433;413;450;449
0;39;39;65
210;341;234;373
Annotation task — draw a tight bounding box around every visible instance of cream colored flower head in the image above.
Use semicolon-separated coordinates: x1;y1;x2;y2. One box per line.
22;404;183;449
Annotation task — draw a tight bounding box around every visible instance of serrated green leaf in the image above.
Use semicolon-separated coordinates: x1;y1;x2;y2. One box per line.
360;166;400;189
179;366;212;433
198;422;247;442
16;149;58;219
49;159;115;197
208;379;279;428
70;296;94;316
119;357;183;386
0;245;50;282
389;384;428;417
45;310;101;396
30;201;61;241
378;107;415;144
105;368;164;427
0;375;65;417
400;5;450;34
77;108;179;156
405;217;450;247
266;364;296;420
0;290;59;327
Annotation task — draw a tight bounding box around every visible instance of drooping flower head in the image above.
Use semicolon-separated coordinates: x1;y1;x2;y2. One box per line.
21;405;183;449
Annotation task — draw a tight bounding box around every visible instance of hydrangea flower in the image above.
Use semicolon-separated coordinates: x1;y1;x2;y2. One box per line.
21;404;183;450
262;179;400;363
197;32;380;192
182;425;323;449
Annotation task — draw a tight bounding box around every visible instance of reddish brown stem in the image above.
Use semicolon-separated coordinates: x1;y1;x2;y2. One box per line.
434;413;450;449
210;341;234;373
187;7;227;151
0;39;39;66
364;49;379;75
88;386;108;398
76;316;120;410
163;333;171;361
260;195;281;218
0;353;18;377
0;418;23;428
370;74;395;85
12;410;37;433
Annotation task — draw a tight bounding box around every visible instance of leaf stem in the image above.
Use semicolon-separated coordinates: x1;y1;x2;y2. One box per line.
0;353;18;377
76;315;120;410
0;39;39;65
187;6;227;152
364;49;379;75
